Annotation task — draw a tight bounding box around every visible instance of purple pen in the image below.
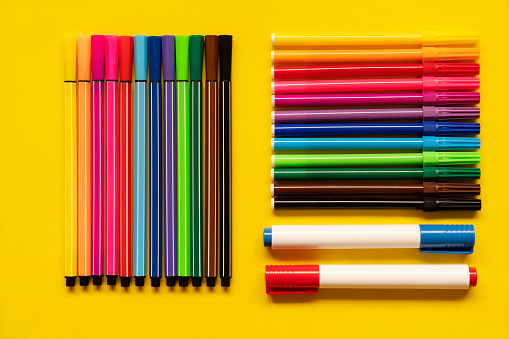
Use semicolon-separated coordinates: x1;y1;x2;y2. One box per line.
272;91;480;108
162;35;177;287
271;107;481;124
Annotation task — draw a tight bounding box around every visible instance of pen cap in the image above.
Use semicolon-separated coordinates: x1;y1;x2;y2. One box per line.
423;167;480;180
189;35;204;81
431;183;480;196
219;35;232;81
205;35;219;81
118;36;133;81
175;35;189;81
105;35;118;80
266;265;320;295
134;35;148;81
423;151;480;166
77;35;91;81
423;91;480;106
148;36;161;82
422;106;480;121
63;36;76;81
91;35;105;80
424;47;479;61
428;77;480;91
423;197;481;212
419;224;475;253
422;136;480;151
431;62;480;76
422;31;480;46
161;35;175;81
427;122;480;136
264;228;272;247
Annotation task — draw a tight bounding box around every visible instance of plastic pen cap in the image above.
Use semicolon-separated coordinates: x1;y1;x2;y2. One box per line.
423;167;481;180
424;122;480;136
423;151;480;166
161;35;175;81
431;62;480;76
426;47;479;61
175;35;189;81
428;77;479;91
105;35;118;81
77;35;91;81
205;35;219;81
422;31;480;46
426;198;481;211
63;37;76;81
423;106;480;121
425;91;480;106
118;36;133;82
148;36;161;82
263;228;272;247
189;35;204;81
91;35;105;80
422;136;480;151
219;35;232;81
265;265;320;295
418;224;475;254
133;35;148;81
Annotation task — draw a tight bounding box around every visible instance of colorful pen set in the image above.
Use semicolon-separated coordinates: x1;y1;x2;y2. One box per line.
63;34;233;288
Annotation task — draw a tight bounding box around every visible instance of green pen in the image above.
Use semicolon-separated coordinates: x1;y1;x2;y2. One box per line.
272;151;480;168
190;35;204;287
176;35;191;287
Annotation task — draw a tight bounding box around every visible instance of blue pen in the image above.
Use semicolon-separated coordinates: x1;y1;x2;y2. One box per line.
148;36;162;287
272;136;480;151
133;35;147;287
272;121;480;137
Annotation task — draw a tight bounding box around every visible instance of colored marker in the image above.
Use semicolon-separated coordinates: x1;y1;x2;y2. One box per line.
271;77;480;95
64;36;77;287
271;107;480;123
148;36;162;288
105;35;119;286
271;32;480;47
272;92;480;108
176;35;191;287
264;224;475;253
271;47;479;64
162;35;177;287
272;122;480;137
204;35;219;287
133;35;148;287
119;36;133;288
271;182;480;196
77;35;92;286
272;151;480;167
91;35;105;286
271;167;481;181
271;197;481;211
271;63;480;80
190;35;204;287
265;265;477;294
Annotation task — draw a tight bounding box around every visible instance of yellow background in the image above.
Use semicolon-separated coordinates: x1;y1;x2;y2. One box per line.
0;0;508;337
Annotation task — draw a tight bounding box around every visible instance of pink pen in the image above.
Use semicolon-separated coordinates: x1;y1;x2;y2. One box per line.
91;35;105;286
105;35;119;285
272;77;480;95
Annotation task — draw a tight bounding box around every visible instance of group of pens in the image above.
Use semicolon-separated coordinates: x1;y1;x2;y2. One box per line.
63;34;233;289
265;32;480;295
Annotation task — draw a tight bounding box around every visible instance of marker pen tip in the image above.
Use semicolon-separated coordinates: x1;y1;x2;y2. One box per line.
66;277;76;287
79;276;90;286
151;277;161;288
135;276;145;287
179;277;189;287
192;277;202;287
206;277;216;287
120;277;131;287
92;275;103;285
221;277;230;288
166;276;176;287
107;275;117;285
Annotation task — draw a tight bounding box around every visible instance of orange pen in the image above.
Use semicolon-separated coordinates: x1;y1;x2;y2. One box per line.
77;36;92;286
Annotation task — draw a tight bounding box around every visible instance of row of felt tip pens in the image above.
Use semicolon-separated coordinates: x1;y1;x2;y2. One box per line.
63;34;232;288
269;32;481;211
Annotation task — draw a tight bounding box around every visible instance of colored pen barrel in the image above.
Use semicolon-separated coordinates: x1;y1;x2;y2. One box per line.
272;122;480;137
271;167;481;181
271;63;480;80
272;92;480;108
271;107;480;124
271;47;480;64
271;32;480;47
272;151;480;167
271;197;482;211
264;224;475;253
265;265;477;295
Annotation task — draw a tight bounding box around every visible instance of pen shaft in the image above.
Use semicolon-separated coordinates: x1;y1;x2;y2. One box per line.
65;82;77;279
191;80;203;278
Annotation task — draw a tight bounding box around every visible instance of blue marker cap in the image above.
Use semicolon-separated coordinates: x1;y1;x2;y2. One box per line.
148;36;161;82
419;224;475;254
424;121;480;136
422;136;480;151
264;228;272;247
134;35;148;81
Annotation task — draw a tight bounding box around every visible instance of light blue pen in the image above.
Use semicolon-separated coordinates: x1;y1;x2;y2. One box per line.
133;35;148;287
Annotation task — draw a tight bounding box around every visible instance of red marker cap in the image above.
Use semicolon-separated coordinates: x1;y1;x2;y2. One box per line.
119;36;133;81
469;267;477;287
265;265;320;295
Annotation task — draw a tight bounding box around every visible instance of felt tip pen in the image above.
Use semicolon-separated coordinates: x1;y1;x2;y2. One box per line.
64;36;77;287
271;197;481;211
272;91;480;108
91;35;105;286
271;32;480;47
271;62;480;80
271;182;480;197
272;151;480;167
148;36;162;288
162;35;177;287
271;107;480;124
77;35;92;287
133;35;148;287
264;224;475;253
272;122;480;137
265;265;477;295
272;136;480;151
271;167;481;181
271;47;479;64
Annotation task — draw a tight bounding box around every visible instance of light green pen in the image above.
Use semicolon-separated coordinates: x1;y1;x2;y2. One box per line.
176;35;191;287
